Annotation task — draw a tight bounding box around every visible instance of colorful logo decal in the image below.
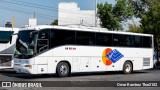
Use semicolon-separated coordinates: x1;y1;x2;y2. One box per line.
102;48;124;66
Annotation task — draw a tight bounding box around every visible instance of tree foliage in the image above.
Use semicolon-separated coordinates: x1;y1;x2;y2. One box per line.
128;0;152;17
127;24;142;33
140;0;160;37
97;0;133;31
129;0;160;37
51;19;58;25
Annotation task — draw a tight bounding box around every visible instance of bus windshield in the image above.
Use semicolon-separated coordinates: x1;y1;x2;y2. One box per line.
0;31;14;43
14;30;36;59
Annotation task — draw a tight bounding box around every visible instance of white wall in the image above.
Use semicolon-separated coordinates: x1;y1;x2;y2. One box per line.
29;18;37;27
58;2;96;27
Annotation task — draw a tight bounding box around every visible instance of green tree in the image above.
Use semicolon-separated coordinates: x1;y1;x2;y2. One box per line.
128;0;152;18
129;0;160;36
140;0;160;36
51;19;58;25
127;24;142;33
127;18;143;33
129;0;160;56
97;0;133;31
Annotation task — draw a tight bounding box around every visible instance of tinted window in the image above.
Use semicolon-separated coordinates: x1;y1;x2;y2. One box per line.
18;30;35;43
39;29;152;49
135;36;142;47
76;31;95;45
125;35;131;46
38;29;49;39
113;34;126;46
96;33;112;46
37;29;50;53
143;36;152;48
50;29;75;48
0;31;14;43
130;35;135;47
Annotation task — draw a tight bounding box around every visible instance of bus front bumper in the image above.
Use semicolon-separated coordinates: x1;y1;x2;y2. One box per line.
13;64;33;74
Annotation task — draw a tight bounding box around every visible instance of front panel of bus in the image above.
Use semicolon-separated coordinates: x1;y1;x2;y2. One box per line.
0;30;14;69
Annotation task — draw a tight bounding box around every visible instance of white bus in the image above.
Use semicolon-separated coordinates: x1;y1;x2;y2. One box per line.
0;27;19;69
13;25;154;77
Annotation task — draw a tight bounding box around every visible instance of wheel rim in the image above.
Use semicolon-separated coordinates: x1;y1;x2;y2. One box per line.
60;64;68;75
125;64;131;72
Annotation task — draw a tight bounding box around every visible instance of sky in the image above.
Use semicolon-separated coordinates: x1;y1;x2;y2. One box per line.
0;0;115;27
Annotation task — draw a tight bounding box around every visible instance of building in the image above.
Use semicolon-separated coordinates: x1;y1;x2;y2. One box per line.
29;18;37;27
5;22;12;27
58;2;98;27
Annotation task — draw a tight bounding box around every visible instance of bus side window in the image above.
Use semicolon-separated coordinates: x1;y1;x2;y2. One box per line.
143;37;152;48
50;29;75;48
76;31;95;45
125;35;131;46
135;36;142;47
113;34;125;46
38;30;49;39
130;36;135;47
96;33;112;46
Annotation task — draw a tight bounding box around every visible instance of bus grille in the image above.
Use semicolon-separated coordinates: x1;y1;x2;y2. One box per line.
143;58;150;66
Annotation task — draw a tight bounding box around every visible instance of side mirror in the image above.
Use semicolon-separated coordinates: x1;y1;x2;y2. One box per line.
10;33;17;44
10;36;12;44
9;31;14;44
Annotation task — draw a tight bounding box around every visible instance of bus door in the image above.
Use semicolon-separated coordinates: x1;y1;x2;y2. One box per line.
36;29;50;54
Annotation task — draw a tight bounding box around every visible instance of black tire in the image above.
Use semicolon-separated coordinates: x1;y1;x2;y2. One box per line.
123;61;133;74
56;62;70;77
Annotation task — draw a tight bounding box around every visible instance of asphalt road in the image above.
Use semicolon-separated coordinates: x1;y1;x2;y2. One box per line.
0;68;160;90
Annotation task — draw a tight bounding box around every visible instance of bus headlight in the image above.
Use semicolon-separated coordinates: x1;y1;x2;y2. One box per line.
24;65;32;69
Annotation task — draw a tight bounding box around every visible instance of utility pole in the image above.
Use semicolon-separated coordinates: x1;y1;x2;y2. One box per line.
12;16;14;29
34;12;36;18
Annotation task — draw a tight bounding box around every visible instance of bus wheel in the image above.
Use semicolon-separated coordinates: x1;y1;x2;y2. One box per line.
123;61;133;74
56;62;70;77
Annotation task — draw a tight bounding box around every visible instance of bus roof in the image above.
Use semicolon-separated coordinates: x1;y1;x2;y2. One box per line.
0;27;19;31
21;25;153;37
0;27;19;33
